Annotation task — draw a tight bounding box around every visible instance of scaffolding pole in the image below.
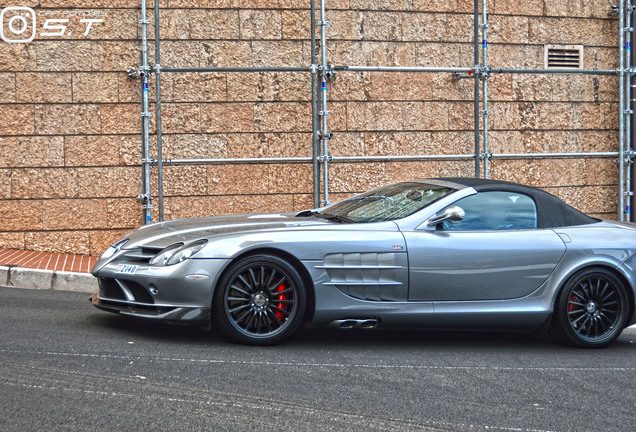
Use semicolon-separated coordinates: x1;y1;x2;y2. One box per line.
631;1;636;222
319;0;331;205
154;0;164;221
311;0;321;208
139;0;152;224
627;0;634;221
620;0;626;221
481;0;490;178
473;0;481;178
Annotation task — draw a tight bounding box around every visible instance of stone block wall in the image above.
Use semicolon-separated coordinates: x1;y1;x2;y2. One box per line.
0;0;621;255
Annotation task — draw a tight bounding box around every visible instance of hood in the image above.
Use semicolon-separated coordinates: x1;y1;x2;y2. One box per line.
122;212;329;249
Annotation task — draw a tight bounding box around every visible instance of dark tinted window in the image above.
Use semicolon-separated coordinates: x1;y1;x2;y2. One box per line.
441;191;538;231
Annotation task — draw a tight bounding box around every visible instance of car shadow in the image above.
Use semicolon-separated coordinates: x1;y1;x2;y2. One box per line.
88;311;636;353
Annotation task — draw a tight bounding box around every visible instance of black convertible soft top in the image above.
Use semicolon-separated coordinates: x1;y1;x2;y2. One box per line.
433;177;600;229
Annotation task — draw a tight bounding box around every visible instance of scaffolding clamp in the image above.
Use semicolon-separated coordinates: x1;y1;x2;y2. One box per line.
141;111;153;118
480;109;492;116
154;64;162;74
317;20;329;26
310;64;318;74
479;152;493;161
127;65;152;79
317;130;333;139
320;64;336;79
479;23;491;29
138;18;150;25
136;193;152;203
610;6;619;17
317;154;333;163
319;110;331;116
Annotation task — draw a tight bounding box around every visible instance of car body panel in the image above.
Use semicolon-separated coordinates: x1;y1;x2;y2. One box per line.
403;228;567;301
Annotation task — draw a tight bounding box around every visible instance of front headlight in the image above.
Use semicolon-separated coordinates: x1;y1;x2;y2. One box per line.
148;242;184;266
150;240;207;266
101;239;129;259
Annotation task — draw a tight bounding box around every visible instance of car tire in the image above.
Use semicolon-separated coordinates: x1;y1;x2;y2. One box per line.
551;267;629;348
212;254;306;345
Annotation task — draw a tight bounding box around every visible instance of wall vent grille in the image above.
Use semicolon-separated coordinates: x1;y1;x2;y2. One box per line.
545;44;584;69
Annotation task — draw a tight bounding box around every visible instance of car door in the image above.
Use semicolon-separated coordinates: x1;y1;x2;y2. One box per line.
404;191;567;301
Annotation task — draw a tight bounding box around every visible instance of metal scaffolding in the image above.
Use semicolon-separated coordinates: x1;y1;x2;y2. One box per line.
131;0;634;223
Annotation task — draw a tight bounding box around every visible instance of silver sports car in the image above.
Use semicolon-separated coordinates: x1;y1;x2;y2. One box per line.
91;178;636;348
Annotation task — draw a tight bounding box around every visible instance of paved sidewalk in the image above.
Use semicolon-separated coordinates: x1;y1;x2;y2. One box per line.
0;248;98;293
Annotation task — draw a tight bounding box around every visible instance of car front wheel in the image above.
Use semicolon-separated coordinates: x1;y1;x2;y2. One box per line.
552;267;629;348
212;254;306;345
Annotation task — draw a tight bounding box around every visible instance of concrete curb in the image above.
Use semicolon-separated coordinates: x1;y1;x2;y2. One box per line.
0;265;97;293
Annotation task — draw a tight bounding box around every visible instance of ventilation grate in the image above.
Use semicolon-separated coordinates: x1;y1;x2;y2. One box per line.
545;44;584;69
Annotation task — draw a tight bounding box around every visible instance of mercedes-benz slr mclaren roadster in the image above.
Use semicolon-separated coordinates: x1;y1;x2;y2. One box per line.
91;178;636;347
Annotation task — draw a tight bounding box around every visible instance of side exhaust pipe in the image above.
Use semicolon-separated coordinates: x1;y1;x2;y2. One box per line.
332;319;380;329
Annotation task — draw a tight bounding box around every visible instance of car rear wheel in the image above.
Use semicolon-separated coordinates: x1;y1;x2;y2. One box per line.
552;267;629;348
212;254;306;345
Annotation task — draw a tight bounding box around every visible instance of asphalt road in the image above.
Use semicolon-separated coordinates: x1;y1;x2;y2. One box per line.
1;286;635;432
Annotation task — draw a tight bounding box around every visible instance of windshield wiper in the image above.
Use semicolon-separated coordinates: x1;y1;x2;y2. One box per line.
313;212;355;224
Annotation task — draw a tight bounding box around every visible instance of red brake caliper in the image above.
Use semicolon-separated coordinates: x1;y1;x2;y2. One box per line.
568;295;575;312
274;283;288;321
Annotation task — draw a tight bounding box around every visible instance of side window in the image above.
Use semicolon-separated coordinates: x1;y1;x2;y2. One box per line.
441;191;538;231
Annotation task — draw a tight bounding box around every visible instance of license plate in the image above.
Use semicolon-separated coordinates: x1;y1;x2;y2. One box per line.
115;264;138;275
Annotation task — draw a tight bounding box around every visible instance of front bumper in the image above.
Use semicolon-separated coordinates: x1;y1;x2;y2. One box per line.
90;292;210;322
90;257;230;324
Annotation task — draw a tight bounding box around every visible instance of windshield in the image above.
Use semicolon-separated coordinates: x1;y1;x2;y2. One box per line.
318;182;455;223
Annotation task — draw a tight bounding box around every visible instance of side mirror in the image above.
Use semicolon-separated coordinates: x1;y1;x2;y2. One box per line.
426;205;465;227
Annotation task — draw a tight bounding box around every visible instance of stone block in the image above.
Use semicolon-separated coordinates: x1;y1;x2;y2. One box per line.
161;9;239;40
163;195;234;220
282;10;310;40
330;72;372;102
167;72;227;103
25;230;91;256
226;72;310;102
0;200;43;231
106;198;141;229
0;105;35;136
100;103;141;134
384;161;441;183
0;170;10;199
412;0;474;13
208;164;269;195
0;74;16;103
35;41;94;71
370;72;433;101
11;168;79;199
328;11;362;40
0;232;25;250
42;199;109;230
254;102;310;132
361;12;402;41
267;163;313;194
77;167;140;198
93;41;141;71
201;103;254;133
162;165;209;196
347;101;403;131
488;15;530;44
72;73;119;103
328;133;365;157
329;162;387;193
239;9;282;40
251;41;305;67
163;133;228;159
491;0;545;16
0;43;36;72
64;135;120;167
201;41;252;68
232;194;294;215
35;104;100;135
0;136;64;168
